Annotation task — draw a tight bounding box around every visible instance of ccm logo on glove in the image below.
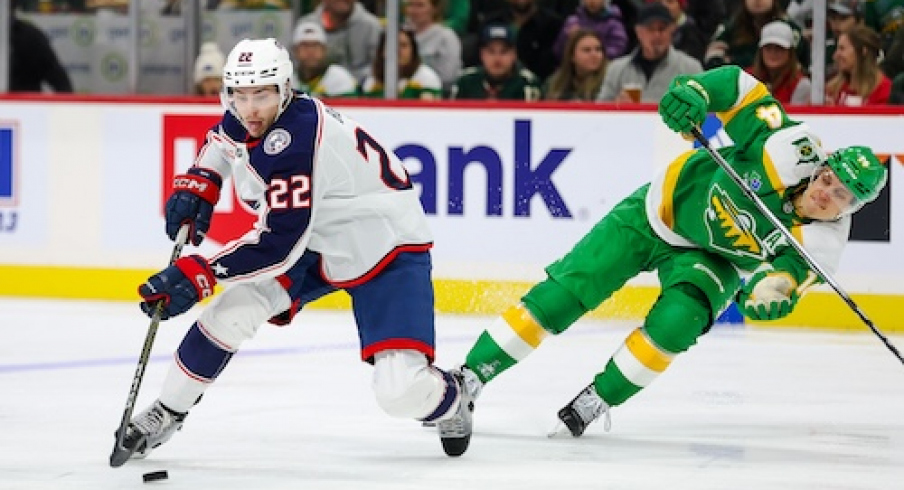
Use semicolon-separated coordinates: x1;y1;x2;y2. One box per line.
166;167;223;246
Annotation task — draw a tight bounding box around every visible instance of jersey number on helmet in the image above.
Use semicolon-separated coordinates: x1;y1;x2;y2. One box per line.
355;127;412;191
238;52;253;63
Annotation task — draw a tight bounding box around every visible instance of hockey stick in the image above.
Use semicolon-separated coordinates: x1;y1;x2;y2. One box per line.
109;224;191;468
690;127;904;366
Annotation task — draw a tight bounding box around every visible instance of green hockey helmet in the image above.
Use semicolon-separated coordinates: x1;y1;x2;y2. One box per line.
821;146;888;216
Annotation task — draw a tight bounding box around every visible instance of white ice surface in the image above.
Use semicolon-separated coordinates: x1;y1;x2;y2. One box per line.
1;298;903;490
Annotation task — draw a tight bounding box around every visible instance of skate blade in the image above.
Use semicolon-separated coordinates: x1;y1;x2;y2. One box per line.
547;421;571;438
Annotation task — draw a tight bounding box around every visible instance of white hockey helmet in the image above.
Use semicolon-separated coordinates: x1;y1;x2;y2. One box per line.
221;38;294;121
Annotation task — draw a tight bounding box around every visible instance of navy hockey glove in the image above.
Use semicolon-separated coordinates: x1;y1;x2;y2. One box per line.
737;271;799;321
659;80;709;135
138;255;217;320
165;167;222;246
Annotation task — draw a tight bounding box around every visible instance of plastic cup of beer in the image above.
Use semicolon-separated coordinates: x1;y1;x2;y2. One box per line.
623;83;643;103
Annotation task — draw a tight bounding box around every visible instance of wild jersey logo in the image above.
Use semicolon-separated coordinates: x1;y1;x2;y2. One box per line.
264;129;292;155
704;184;766;260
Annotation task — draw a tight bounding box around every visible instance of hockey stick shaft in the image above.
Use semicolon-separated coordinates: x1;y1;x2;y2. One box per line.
109;225;191;467
690;127;904;366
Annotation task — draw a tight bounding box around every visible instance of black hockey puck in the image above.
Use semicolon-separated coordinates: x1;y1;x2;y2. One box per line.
142;470;168;483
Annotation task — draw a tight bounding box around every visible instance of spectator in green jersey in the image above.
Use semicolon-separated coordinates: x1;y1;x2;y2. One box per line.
450;23;543;100
291;21;359;97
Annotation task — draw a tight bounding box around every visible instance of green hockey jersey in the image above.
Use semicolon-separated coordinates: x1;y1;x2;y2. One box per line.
646;66;850;290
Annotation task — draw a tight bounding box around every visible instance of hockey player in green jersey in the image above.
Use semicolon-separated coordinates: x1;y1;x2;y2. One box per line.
453;65;889;438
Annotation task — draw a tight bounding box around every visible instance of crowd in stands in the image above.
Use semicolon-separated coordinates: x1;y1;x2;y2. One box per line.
11;0;904;106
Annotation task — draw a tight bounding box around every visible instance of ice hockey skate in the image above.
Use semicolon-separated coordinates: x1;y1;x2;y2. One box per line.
115;400;187;461
437;367;476;456
550;384;610;437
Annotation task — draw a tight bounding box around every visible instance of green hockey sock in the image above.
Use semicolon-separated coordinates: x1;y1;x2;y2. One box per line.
465;304;549;383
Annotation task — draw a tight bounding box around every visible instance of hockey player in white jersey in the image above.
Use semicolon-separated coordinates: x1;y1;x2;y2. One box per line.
119;38;473;460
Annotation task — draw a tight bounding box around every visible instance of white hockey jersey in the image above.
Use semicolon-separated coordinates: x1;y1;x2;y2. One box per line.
194;94;433;285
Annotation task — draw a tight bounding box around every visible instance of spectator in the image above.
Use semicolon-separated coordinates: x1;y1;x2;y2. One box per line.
888;70;904;104
545;29;607;100
861;0;904;51
443;0;471;35
360;29;444;99
553;0;628;62
748;20;810;104
480;0;564;82
705;0;810;72
826;25;891;106
297;0;383;81
405;0;463;91
876;9;904;80
596;2;702;103
654;0;707;63
827;1;863;79
451;23;543;100
291;21;359;97
687;0;726;38
193;42;225;96
9;5;73;92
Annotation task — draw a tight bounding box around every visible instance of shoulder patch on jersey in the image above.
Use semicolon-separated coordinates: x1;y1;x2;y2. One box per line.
264;128;292;155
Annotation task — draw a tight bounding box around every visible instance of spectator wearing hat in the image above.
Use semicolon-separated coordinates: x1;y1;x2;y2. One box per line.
193;42;225;96
596;2;701;103
405;0;463;91
827;1;863;66
553;0;628;63
874;1;904;80
291;21;359;97
478;0;564;83
360;28;444;99
652;0;707;64
451;23;543;100
748;20;811;104
296;0;382;82
827;24;891;106
861;0;904;51
705;0;809;72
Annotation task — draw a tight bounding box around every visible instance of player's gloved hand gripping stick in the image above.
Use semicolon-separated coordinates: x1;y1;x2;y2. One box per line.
109;224;191;468
689;126;904;366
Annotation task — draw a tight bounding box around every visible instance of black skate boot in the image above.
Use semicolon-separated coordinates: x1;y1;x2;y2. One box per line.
116;400;187;460
437;367;476;457
556;384;610;437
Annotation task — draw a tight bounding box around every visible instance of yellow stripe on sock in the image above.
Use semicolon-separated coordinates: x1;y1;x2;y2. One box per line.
624;328;673;373
501;304;548;348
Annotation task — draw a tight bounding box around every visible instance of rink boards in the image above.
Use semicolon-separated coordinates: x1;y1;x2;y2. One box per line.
0;97;901;331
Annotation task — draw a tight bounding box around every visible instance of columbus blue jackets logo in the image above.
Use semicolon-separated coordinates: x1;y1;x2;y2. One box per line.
264;129;291;155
